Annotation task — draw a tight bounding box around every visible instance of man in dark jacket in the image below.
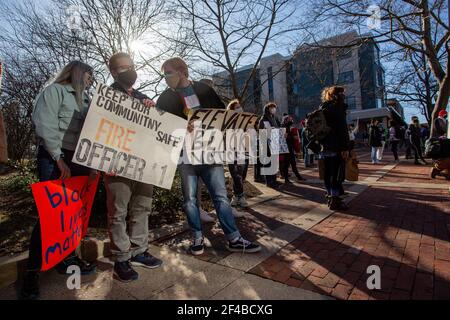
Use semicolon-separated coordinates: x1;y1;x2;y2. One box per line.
409;116;428;165
156;57;261;256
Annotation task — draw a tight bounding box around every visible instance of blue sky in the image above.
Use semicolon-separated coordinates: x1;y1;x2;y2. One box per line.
0;0;437;123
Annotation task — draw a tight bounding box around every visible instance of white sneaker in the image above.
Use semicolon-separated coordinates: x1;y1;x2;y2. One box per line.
232;208;245;218
199;209;215;223
238;196;249;208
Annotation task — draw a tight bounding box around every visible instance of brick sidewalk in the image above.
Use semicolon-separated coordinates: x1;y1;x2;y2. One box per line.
248;152;450;300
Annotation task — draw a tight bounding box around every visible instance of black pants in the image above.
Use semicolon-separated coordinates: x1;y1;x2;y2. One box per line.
281;153;301;181
323;155;344;197
412;141;425;162
391;141;399;161
228;162;249;197
27;147;90;271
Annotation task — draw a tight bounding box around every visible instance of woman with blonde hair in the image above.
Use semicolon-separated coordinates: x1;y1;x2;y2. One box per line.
318;86;350;211
21;61;97;300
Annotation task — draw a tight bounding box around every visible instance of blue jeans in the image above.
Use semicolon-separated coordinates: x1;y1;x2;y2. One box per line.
179;164;240;241
371;147;378;163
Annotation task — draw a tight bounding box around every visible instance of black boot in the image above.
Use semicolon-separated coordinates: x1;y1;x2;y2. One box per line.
329;196;349;211
20;271;40;300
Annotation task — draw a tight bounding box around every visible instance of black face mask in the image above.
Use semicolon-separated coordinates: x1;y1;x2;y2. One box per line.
117;69;138;87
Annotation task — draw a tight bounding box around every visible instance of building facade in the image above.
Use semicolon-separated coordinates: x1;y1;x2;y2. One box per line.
211;31;386;119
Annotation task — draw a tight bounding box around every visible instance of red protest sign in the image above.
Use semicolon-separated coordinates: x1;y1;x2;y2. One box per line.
31;175;100;271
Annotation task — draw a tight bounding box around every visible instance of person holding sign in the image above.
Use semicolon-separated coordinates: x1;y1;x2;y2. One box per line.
104;53;163;283
258;102;282;189
157;57;261;256
21;61;97;300
227;99;249;208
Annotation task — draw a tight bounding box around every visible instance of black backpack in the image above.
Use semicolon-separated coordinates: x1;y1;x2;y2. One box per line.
305;107;331;142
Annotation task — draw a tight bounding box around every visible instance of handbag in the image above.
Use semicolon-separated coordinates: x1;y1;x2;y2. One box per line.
345;150;359;181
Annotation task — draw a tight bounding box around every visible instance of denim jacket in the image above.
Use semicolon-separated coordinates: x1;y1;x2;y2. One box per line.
32;83;90;161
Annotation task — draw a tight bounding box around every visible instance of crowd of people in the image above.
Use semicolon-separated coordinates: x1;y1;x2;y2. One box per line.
19;53;448;300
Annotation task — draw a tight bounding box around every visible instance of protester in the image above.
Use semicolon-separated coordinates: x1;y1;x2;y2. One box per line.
409;116;428;165
430;110;449;179
404;125;413;159
433;110;448;138
103;53;163;283
420;124;430;149
281;115;305;184
389;120;401;162
21;61;97;300
301;119;315;168
369;119;383;164
258;102;282;189
227;99;250;208
318;86;350;211
156;57;261;255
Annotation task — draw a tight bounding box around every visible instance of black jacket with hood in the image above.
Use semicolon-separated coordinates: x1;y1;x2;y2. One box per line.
156;81;225;120
319;100;350;153
258;105;281;130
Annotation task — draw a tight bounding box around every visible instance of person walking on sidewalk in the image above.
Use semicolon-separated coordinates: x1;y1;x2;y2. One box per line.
104;53;163;283
227;99;250;208
369;119;383;164
21;61;97;300
409;116;428;165
156;57;261;255
318;86;350;211
389;120;401;162
281;115;305;184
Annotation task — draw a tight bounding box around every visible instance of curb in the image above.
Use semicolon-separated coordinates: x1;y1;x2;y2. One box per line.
0;182;279;290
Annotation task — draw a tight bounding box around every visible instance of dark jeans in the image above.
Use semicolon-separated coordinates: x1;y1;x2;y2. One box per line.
412;141;426;162
228;162;248;197
303;147;314;167
27;147;90;271
391;141;399;161
323;155;344;197
281;153;302;181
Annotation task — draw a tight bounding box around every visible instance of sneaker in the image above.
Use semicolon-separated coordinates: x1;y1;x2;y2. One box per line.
284;179;293;185
131;251;163;269
296;175;306;182
237;196;249;208
199;209;215;223
19;271;39;300
113;261;139;283
56;256;97;275
232;208;245;218
230;197;239;207
226;237;261;253
189;237;205;256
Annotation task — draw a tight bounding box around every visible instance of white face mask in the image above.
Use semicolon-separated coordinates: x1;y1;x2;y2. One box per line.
235;107;243;113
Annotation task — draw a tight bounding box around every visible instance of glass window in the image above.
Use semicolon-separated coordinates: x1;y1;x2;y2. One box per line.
338;71;354;84
346;96;356;109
